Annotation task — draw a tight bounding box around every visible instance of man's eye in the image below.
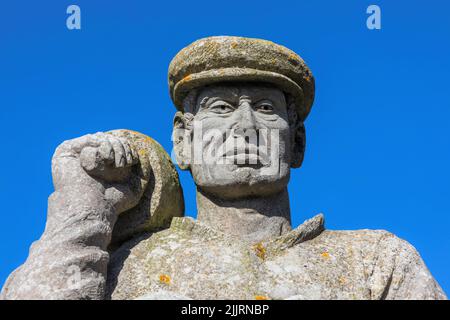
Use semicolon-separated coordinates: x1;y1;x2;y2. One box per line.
210;103;233;113
256;103;274;113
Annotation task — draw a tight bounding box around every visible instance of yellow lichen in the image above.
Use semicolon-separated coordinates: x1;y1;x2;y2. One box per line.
321;251;330;259
138;149;147;157
253;242;266;260
338;276;346;285
255;295;269;300
159;274;171;284
182;74;192;82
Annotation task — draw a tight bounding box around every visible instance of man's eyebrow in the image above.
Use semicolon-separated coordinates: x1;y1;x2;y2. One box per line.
252;94;285;104
253;98;275;105
202;91;238;103
203;96;235;105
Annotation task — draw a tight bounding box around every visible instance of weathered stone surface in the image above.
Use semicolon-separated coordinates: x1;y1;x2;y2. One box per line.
109;130;184;246
0;130;183;300
135;290;192;300
1;36;446;300
168;36;315;121
107;215;446;300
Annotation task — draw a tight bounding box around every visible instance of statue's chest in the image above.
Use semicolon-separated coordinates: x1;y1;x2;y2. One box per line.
108;233;368;300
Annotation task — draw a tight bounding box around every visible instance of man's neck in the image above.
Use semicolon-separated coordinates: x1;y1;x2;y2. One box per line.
196;188;292;243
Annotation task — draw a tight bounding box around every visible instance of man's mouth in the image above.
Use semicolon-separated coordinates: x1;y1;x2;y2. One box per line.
223;152;256;159
221;150;268;168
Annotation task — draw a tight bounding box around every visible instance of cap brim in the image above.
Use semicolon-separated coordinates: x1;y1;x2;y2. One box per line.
172;67;310;121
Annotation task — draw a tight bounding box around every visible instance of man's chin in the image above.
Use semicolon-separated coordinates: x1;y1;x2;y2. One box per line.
195;170;289;199
199;184;287;200
209;165;281;183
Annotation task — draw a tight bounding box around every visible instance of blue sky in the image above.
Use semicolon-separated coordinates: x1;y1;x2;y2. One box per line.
1;0;449;295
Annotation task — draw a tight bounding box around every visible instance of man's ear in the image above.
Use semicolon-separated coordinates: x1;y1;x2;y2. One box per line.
291;122;306;168
172;111;193;170
288;103;306;168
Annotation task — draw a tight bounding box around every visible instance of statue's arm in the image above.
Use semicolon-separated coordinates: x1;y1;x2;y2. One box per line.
1;186;115;299
0;131;151;300
388;238;446;300
372;232;447;300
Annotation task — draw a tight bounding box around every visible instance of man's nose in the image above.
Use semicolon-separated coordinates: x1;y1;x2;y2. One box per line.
236;101;257;131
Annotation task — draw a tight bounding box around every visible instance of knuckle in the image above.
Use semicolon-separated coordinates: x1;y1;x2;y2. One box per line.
53;138;77;158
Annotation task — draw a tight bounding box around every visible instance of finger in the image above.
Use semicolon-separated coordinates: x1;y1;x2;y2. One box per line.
80;146;100;172
83;133;115;170
107;136;126;168
98;140;115;165
119;138;134;167
76;132;107;150
130;142;139;164
55;133;102;158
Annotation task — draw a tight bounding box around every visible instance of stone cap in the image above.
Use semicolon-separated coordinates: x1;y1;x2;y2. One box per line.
168;36;315;121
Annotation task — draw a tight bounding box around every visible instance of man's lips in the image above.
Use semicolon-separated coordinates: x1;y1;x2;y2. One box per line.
208;142;270;165
221;152;269;166
220;145;259;157
224;153;260;162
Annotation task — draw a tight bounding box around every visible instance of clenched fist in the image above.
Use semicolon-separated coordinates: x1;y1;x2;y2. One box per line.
52;131;149;214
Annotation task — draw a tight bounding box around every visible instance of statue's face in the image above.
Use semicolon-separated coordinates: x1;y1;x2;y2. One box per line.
176;83;294;199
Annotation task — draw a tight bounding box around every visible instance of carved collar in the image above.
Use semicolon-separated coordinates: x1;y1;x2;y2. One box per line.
169;213;325;250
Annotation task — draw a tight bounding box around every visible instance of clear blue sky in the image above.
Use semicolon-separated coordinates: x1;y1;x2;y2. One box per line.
1;1;449;296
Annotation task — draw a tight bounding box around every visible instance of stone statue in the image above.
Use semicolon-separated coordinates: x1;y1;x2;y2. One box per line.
1;36;446;300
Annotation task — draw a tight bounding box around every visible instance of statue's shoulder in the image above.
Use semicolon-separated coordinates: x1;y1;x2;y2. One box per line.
313;228;446;300
314;227;423;264
324;227;406;242
318;227;396;242
110;225;182;260
109;217;204;269
269;214;412;255
106;226;185;299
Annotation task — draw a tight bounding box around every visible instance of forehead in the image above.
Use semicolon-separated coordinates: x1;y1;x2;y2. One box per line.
196;83;286;102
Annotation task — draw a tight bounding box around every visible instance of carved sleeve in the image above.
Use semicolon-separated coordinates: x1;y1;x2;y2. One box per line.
0;130;183;300
369;232;447;300
0;185;116;300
